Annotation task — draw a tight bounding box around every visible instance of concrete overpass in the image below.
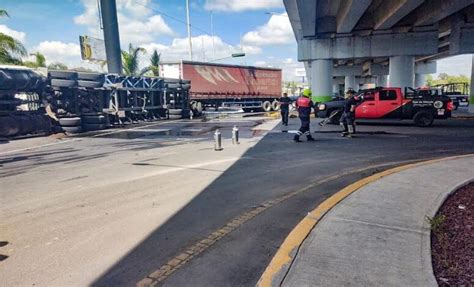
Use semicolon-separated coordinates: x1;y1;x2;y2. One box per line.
284;0;474;102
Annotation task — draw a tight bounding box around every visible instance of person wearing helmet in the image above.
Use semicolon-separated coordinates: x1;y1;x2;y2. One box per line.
340;88;358;137
294;89;315;142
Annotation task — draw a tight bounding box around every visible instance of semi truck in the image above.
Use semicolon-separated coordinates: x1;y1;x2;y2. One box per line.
159;61;282;112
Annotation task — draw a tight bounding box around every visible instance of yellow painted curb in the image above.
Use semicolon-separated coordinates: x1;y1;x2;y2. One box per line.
257;153;474;287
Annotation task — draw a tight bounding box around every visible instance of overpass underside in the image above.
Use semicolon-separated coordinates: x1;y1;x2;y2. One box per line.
284;0;474;101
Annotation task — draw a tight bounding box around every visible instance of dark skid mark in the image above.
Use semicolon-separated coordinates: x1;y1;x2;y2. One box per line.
0;241;8;247
0;255;8;261
60;175;89;182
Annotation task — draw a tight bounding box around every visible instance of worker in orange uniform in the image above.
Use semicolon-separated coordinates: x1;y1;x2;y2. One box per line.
294;89;315;142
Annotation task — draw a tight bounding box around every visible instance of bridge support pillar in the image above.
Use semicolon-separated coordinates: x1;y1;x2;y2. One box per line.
344;75;357;92
310;59;333;103
376;75;388;87
389;56;415;92
415;74;427;87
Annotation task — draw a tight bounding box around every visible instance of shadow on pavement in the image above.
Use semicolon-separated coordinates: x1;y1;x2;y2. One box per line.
92;118;474;286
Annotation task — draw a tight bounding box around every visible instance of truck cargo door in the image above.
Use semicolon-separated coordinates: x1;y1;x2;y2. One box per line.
376;89;401;118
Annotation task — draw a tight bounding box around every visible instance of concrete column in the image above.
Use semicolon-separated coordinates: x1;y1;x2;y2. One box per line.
344;75;357;91
333;83;339;93
389;56;415;92
415;74;427;87
310;59;333;103
100;0;122;74
469;55;474;113
376;75;388;87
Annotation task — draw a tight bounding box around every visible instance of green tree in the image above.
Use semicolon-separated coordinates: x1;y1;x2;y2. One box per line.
426;73;470;86
121;43;146;76
0;9;27;64
48;62;68;70
24;52;46;68
142;50;161;77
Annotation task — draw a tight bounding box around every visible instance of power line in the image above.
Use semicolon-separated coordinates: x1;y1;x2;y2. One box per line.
130;0;213;37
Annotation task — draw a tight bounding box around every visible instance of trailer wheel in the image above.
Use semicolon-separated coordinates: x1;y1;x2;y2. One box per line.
62;126;82;134
168;114;182;120
413;111;434;127
271;100;280;111
14;115;34;135
0;116;20;137
168;109;183;115
48;70;77;80
50;79;77;88
82;115;106;124
59;117;82;127
262;101;272;112
77;80;102;88
30;114;44;132
83;123;106;131
77;72;104;81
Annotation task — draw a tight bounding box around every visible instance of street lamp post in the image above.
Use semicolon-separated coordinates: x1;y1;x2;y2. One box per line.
209;53;245;63
186;0;193;60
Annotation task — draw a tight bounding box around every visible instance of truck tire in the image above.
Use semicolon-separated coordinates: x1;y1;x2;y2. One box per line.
77;80;102;88
50;79;77;88
77;72;104;81
30;114;44;132
262;101;272;112
59;117;82;127
272;100;280;111
82;115;106;124
62;126;82;134
13;115;34;135
168;109;182;115
48;70;77;80
0;116;20;137
166;83;181;89
413;111;434;127
168;114;182;120
83;123;106;131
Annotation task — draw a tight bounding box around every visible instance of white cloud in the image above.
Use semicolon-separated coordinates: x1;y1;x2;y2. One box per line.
30;41;93;69
0;25;26;43
254;61;267;66
436;54;473;77
242;12;294;46
74;0;173;45
205;0;283;12
141;35;260;64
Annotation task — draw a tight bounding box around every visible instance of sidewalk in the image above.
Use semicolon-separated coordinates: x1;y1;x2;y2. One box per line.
261;155;474;287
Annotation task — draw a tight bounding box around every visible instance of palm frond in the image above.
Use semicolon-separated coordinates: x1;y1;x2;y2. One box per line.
0;9;9;18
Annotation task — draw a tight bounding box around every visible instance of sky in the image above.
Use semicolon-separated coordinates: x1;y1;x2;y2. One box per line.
0;0;472;81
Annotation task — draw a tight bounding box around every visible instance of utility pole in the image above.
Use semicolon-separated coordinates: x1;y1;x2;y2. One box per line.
186;0;193;60
99;0;122;74
211;11;215;59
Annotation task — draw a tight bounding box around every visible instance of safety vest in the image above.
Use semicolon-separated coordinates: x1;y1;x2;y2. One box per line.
296;96;311;108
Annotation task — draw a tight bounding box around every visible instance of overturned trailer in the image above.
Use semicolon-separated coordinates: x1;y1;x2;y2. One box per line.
0;66;191;138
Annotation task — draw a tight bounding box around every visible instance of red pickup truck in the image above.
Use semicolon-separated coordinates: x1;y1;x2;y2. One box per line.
317;87;453;127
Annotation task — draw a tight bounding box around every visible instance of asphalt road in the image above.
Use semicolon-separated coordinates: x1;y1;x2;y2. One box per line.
1;115;474;287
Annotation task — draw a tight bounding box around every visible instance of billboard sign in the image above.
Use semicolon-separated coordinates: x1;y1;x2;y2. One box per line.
294;68;306;77
79;35;106;61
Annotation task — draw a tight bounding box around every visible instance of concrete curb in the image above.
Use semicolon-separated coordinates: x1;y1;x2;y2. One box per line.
257;153;474;287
